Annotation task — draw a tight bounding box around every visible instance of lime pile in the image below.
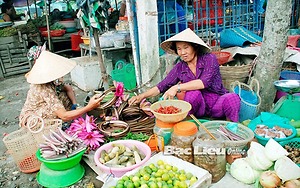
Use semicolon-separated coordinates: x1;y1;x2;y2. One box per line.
109;160;198;188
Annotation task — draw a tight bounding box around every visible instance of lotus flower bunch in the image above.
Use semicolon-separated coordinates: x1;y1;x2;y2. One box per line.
67;115;104;150
114;81;129;107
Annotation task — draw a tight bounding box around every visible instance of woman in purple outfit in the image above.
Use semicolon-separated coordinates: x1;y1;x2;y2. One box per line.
128;28;241;122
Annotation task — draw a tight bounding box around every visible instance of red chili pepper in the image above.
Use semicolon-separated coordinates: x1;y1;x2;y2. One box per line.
154;105;181;114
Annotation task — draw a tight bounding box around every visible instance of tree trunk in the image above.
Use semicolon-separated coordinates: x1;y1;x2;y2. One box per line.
93;28;109;89
253;0;293;112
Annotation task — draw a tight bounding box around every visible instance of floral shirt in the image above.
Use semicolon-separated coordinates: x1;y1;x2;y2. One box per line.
19;83;71;125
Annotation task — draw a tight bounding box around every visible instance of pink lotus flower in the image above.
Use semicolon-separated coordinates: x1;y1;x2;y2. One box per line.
67;115;104;150
115;82;124;97
77;130;104;150
114;82;127;107
66;116;86;135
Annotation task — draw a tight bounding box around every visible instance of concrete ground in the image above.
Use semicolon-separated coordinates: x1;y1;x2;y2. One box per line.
0;73;103;187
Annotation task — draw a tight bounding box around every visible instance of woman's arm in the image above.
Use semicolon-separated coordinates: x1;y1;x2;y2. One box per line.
128;86;160;105
54;95;102;121
162;79;204;99
3;13;11;22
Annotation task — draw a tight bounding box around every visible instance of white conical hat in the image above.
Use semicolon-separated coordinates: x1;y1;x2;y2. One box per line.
160;28;211;55
26;51;76;84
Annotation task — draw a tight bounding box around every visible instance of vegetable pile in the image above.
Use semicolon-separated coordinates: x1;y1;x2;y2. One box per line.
98;143;146;168
255;125;293;138
108;160;199;188
154;105;181;114
283;144;300;165
230;138;300;187
0;27;17;37
39;127;86;159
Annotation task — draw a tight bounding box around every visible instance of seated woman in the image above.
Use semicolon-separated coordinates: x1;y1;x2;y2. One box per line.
129;28;241;122
19;51;103;127
27;44;79;110
0;3;13;22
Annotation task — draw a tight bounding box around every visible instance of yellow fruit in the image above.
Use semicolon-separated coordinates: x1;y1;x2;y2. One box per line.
157;160;164;166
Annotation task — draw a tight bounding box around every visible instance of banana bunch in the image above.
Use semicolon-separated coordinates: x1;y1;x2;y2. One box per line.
39;127;86;159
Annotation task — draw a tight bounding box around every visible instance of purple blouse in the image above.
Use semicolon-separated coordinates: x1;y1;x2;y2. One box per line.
157;53;228;95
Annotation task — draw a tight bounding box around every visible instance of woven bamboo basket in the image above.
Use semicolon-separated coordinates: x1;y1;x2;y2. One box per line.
220;63;253;90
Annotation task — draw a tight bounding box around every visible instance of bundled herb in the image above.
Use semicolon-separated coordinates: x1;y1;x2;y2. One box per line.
105;132;150;143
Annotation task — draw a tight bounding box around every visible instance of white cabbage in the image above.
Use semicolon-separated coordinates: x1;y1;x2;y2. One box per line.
274;156;300;182
247;142;273;170
264;138;288;161
230;158;261;184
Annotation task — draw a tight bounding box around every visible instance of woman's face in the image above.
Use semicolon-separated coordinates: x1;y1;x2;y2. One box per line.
175;41;197;63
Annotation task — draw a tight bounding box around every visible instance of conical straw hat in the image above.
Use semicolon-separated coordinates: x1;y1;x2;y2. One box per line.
160;28;211;55
26;51;76;84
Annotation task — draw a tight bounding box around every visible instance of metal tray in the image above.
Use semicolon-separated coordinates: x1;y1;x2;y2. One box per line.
274;80;300;93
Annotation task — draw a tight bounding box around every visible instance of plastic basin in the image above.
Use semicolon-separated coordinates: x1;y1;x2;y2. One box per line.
201;121;254;149
211;51;231;65
150;100;192;123
94;140;151;177
248;122;297;146
36;149;86;171
37;163;85;187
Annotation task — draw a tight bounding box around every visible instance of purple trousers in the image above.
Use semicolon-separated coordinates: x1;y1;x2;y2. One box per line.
183;90;241;122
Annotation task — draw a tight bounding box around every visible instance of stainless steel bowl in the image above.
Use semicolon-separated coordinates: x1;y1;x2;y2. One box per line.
274;80;300;93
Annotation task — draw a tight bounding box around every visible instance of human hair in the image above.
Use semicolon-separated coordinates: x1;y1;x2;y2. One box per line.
170;41;207;56
1;3;12;14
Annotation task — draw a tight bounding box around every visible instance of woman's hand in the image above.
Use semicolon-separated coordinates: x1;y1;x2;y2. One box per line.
128;95;144;106
162;85;177;100
86;94;103;110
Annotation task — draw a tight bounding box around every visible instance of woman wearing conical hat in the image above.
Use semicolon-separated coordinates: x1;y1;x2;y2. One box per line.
19;51;103;126
129;28;241;122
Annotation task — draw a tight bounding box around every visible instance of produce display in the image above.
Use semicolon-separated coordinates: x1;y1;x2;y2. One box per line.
154;105;181;114
105;132;150;143
39;127;86;160
217;124;245;141
0;27;17;37
108;160;199;188
230;139;300;186
97;143;146;168
254;124;293;138
283;144;300;164
31;16;53;28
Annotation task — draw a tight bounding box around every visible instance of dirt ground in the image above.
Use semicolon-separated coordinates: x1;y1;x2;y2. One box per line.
0;74;104;188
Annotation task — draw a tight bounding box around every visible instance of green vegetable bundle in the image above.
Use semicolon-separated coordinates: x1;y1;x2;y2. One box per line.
0;27;18;37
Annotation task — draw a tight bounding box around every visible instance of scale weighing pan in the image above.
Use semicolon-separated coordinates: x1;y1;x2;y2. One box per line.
274;80;300;93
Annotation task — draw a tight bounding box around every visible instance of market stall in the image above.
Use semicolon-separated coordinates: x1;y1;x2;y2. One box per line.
0;20;39;78
3;78;299;187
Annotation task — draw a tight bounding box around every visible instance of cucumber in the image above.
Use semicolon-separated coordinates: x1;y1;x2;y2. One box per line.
290;120;300;128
